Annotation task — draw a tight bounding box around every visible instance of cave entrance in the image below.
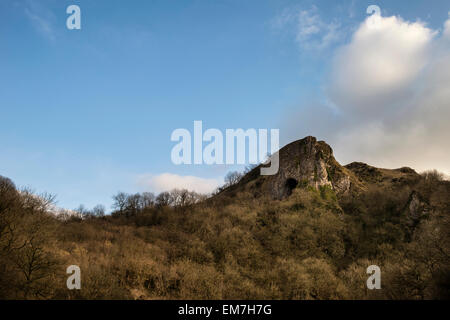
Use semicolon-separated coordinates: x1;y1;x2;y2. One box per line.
285;178;298;196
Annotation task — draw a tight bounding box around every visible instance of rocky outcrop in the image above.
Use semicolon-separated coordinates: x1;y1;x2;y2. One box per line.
404;191;430;227
345;162;383;183
222;136;424;202
266;136;357;199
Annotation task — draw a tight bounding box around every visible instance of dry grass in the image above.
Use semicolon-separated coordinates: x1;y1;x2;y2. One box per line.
1;174;449;299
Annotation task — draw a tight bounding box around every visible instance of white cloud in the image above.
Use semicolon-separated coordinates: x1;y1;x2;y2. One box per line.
329;14;450;174
328;15;436;116
445;12;450;38
284;13;450;176
296;8;322;39
296;8;341;50
272;6;342;50
137;173;221;194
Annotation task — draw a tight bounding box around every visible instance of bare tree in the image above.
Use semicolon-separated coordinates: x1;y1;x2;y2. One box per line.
0;176;59;298
73;204;94;219
112;192;128;214
125;193;142;216
20;189;56;213
156;192;172;207
421;169;445;182
92;204;106;217
140;192;155;209
224;171;243;187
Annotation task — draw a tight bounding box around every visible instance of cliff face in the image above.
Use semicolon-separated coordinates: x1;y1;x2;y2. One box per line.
266;136;357;199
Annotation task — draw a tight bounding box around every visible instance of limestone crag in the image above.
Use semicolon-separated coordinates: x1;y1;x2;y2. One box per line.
267;136;355;199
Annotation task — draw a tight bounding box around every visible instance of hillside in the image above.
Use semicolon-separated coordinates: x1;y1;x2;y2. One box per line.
0;136;449;299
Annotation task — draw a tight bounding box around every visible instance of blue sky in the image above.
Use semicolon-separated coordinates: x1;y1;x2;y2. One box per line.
1;0;449;211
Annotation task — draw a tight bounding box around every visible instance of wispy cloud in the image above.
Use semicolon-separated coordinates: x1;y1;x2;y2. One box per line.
24;1;56;41
271;6;343;51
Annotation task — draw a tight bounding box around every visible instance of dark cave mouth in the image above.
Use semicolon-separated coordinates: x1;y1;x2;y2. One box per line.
285;178;298;196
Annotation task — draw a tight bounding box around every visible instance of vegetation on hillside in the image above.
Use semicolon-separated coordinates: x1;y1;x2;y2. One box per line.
0;169;448;299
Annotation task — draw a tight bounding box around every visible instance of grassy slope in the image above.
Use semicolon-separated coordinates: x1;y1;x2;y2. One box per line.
1;170;449;299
